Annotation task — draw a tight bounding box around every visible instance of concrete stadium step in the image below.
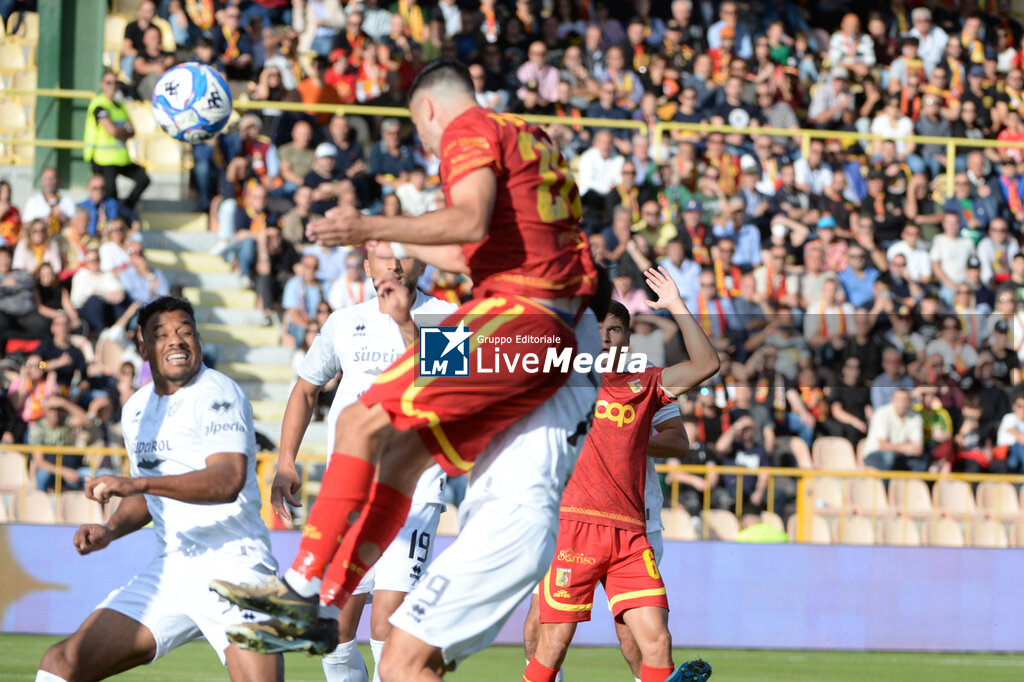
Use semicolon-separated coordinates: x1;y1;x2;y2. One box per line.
236;380;291;401
170;271;248;290
251;400;286;422
142;212;208;232
198;323;280;346
192;306;268;326
182;287;258;309
253;420;329;448
140;229;219;253
219;362;297;384
147;249;233;274
208;344;292;365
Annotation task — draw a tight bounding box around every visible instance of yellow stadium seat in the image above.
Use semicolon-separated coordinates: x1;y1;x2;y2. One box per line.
888;479;933;518
140;135;186;173
11;68;36;92
15;490;57;524
104;14;128;52
975;481;1021;521
436;504;459;536
0;43;27;73
880;517;921;546
702;509;739;541
59;492;105;525
760;511;785;531
10;143;35;166
151;15;177;53
0;451;28;493
810;476;844;515
812;437;857;470
125;101;158;137
113;0;146;15
661;507;697;540
969;519;1009;548
933;480;977;519
786;513;832;544
836;516;875;545
0;100;29;134
1013;518;1024;548
924;517;964;547
848;478;891;517
6;11;38;42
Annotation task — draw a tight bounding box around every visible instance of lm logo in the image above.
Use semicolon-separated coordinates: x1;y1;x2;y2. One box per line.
419;325;471;377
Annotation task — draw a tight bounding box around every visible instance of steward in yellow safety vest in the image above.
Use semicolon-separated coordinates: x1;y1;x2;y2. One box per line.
83;72;150;210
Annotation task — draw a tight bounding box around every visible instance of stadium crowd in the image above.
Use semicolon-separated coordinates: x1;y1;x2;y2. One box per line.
3;0;1024;516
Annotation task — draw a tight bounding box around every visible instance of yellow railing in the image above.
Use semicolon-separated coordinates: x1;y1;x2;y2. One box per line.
4;445;1023;547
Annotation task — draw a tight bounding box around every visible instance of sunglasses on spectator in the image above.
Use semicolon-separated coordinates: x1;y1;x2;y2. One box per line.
25;360;47;369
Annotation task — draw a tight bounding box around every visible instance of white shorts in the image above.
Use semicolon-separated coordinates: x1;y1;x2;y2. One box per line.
97;553;277;665
353;502;443;596
389;360;599;666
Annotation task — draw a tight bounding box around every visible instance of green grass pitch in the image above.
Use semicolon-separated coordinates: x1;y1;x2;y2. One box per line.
3;635;1024;681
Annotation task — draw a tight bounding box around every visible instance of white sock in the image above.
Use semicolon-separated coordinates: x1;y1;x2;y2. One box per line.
369;638;385;682
555;669;565;682
284;568;321;598
321;639;368;682
634;677;641;682
35;673;68;682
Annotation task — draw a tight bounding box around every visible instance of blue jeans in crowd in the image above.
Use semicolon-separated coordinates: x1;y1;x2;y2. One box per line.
786;412;815;449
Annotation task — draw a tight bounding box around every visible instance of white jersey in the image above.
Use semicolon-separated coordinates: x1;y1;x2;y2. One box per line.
120;366;275;567
298;289;456;506
645;396;681;532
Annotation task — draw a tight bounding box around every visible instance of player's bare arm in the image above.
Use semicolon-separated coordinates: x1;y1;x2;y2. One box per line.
307;166;496;252
644;267;721;396
73;494;152;556
274;377;323;521
647;417;688;459
87;451;248;505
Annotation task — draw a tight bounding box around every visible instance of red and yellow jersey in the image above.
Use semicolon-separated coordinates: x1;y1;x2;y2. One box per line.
560;367;674;531
439;107;598;300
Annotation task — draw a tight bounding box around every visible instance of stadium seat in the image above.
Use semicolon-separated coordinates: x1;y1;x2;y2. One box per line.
5;11;38;42
104;495;121;523
0;451;28;493
10;68;36;93
702;509;739;541
59;492;104;525
1013;519;1024;548
888;478;933;518
661;507;697;540
812;437;857;470
0;496;7;522
969;519;1009;548
880;517;921;546
15;490;57;524
847;478;892;517
810;476;844;515
125;101;158;137
0;43;27;74
760;511;785;531
786;513;831;544
975;481;1021;521
835;516;875;545
924;518;965;547
436;504;459;536
0;100;28;133
933;480;977;519
151;15;177;53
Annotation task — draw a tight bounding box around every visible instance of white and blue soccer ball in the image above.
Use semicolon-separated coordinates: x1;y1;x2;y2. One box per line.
151;63;233;143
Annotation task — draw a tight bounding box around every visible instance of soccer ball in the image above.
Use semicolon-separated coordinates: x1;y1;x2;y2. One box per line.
151;63;233;144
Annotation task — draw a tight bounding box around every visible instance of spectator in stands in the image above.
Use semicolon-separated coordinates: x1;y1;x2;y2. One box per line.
914;96;952;178
78;175;138;237
254;223;299;320
632;200;677;258
707;1;751;59
516;40;558;103
710;415;770;510
34;313;86;393
277;119;315;197
120;0;159;81
837;245;880;309
908;7;948;73
69;247;130;337
863;388;926;471
34;263;80;332
22;167;76;232
807;67;854;129
98;218;134;275
227;182;275;288
133;25;176;101
304;143;348;216
0;245;51;352
926;316;979;377
83;72;151;211
977;218;1018;287
871;348;915;410
7;353;58;432
216;3;254;79
0;179;22;246
577;129;623;224
277;185;316;245
12;219;62;275
369;118;414;196
294;0;345;55
282;252;325;346
995;393;1024;473
394;166;435;217
931;211;977;305
828;13;875;81
824;356;871;446
29;394;96;492
118;239;169;306
326;249;373;310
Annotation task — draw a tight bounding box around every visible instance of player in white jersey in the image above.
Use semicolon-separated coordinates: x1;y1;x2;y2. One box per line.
269;250;455;682
521;400;686;682
35;297;283;682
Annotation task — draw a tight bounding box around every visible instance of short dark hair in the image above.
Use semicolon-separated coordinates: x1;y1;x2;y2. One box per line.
605;300;631;330
408;58;474;102
0;244;11;258
138;296;196;337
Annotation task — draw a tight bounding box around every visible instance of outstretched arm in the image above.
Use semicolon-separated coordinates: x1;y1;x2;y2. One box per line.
644;267;721;396
86;452;248;505
73;494;151;555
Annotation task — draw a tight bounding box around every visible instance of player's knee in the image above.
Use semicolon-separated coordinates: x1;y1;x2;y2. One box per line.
39;641;77;679
376;648;408;682
642;627;672;661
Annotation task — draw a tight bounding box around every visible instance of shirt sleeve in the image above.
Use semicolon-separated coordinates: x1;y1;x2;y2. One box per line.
297;313;342;385
440;115;501;189
197;384;252;459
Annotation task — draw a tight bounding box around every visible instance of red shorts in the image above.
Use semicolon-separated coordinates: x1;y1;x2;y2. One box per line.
360;295;579;477
538;518;667;624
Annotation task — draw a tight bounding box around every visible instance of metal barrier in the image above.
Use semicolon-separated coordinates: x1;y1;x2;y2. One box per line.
4;444;1023;547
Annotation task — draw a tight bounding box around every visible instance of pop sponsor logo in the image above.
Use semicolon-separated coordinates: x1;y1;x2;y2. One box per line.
557;548;597;565
594;400;635;427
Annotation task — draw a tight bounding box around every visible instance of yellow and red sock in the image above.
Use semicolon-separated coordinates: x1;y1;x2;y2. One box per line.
321;482;412;606
290;454;375;582
640;663;675;682
523;656;559;682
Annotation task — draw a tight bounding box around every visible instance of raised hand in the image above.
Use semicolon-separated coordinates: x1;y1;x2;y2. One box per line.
307;203;371;247
644;266;684;311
